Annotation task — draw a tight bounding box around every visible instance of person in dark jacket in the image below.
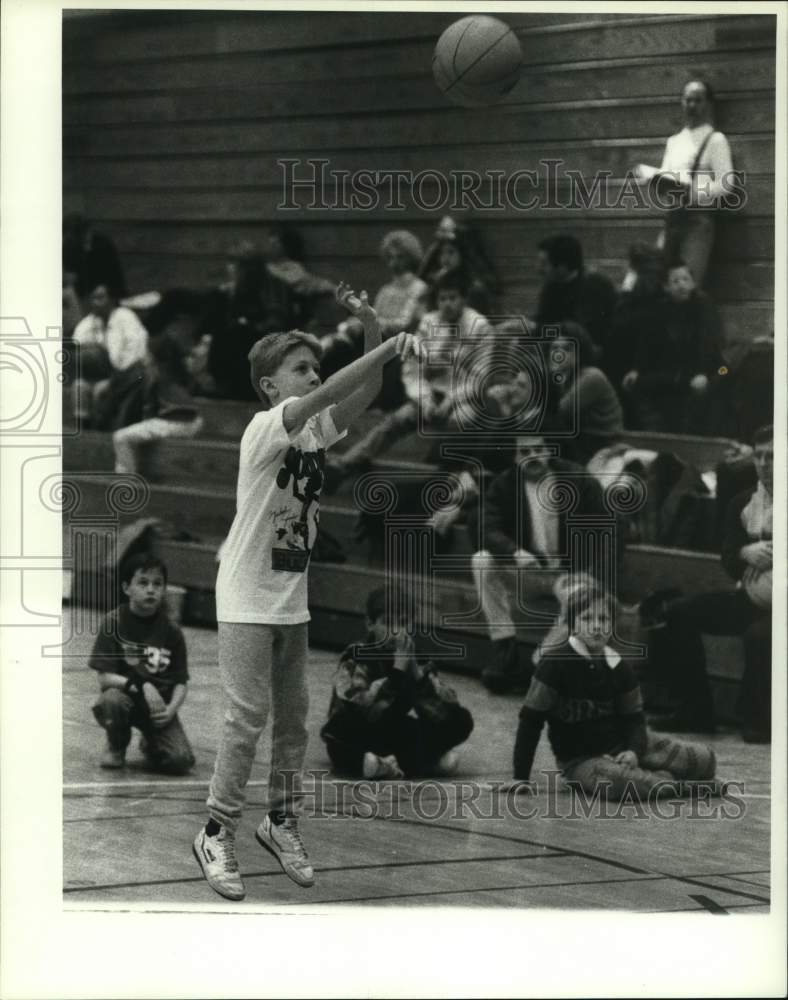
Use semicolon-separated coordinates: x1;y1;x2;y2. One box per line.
509;586;717;799
471;433;613;694
649;425;773;741
202;241;295;400
622;261;723;433
321;588;474;779
534;234;618;365
63;212;127;302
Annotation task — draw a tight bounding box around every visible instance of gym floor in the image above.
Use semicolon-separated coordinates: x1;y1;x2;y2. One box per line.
62;610;771;912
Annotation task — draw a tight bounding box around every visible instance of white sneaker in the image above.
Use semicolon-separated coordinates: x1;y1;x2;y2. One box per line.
193;825;245;901
362;752;404;780
433;750;459;776
255;814;314;887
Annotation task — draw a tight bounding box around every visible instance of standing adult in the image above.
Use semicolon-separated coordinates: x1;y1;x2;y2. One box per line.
639;80;734;288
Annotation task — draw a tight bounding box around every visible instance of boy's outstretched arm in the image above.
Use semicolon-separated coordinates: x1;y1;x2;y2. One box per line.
283;316;419;435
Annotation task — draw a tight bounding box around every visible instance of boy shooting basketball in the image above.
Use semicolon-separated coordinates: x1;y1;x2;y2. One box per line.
193;285;419;901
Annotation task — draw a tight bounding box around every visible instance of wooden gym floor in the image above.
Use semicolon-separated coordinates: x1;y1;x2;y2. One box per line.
62;609;771;912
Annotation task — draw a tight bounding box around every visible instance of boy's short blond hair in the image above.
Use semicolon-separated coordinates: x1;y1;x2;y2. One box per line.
247;330;323;406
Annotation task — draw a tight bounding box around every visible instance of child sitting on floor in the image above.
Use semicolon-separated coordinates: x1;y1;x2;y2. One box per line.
321;587;474;779
90;553;195;774
510;585;717;799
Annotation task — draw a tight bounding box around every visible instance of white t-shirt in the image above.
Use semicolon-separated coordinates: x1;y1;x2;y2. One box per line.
73;306;148;371
215;398;345;624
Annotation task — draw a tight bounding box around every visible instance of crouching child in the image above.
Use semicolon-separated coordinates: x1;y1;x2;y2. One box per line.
90;553;195;775
321;587;474;780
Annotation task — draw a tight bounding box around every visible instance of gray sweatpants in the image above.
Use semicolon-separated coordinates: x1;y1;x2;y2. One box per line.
206;621;309;832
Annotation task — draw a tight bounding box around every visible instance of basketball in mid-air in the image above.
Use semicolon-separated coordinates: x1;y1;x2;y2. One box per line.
432;15;523;108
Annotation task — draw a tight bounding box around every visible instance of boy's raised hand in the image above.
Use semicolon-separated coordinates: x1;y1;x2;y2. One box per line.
336;282;376;324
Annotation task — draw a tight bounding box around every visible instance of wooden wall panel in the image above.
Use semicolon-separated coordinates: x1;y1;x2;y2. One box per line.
62;9;775;334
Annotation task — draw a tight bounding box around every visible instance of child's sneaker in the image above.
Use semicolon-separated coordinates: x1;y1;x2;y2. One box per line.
100;744;125;769
362;752;404;780
193;825;245;901
433;750;459;777
255;814;314;887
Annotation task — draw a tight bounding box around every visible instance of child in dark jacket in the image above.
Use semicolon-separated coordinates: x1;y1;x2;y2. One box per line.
321;588;474;779
622;261;723;433
511;586;716;799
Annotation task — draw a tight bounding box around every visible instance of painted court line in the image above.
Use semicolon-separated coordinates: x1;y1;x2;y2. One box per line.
64;778;771;800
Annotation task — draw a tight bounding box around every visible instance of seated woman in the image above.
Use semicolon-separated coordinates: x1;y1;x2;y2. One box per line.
71;281;148;426
318;229;428;403
418;215;498;315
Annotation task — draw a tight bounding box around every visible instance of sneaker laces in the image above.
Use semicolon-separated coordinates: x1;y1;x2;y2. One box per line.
216;832;240;873
280;819;308;861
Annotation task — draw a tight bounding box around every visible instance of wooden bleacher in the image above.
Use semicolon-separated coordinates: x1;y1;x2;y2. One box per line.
62;397;746;722
61;10;774;725
64;10;775;358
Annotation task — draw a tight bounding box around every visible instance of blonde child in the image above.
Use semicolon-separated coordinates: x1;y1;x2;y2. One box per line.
193;286;418;901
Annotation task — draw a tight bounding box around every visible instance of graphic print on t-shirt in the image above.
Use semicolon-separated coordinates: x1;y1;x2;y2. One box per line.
122;642;172;673
271;445;325;572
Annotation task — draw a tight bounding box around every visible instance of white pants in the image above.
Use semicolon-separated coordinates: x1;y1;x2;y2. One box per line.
471;549;560;642
113;416;203;473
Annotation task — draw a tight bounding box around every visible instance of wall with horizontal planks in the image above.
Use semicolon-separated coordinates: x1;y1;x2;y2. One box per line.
63;9;775;345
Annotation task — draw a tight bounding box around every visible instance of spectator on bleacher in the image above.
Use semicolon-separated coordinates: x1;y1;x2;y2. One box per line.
648;425;773;742
471;433;608;694
262;223;335;323
722;334;774;445
112;332;204;474
202;241;295;400
321;587;474;779
62;273;83;341
534;234;618;366
549;321;624;466
72;281;149;427
651;80;733;287
371;230;429;337
424;350;540;544
419;215;498;315
323;268;491;491
63;212;127;303
621;260;723;433
318;229;428;401
608;244;664;420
